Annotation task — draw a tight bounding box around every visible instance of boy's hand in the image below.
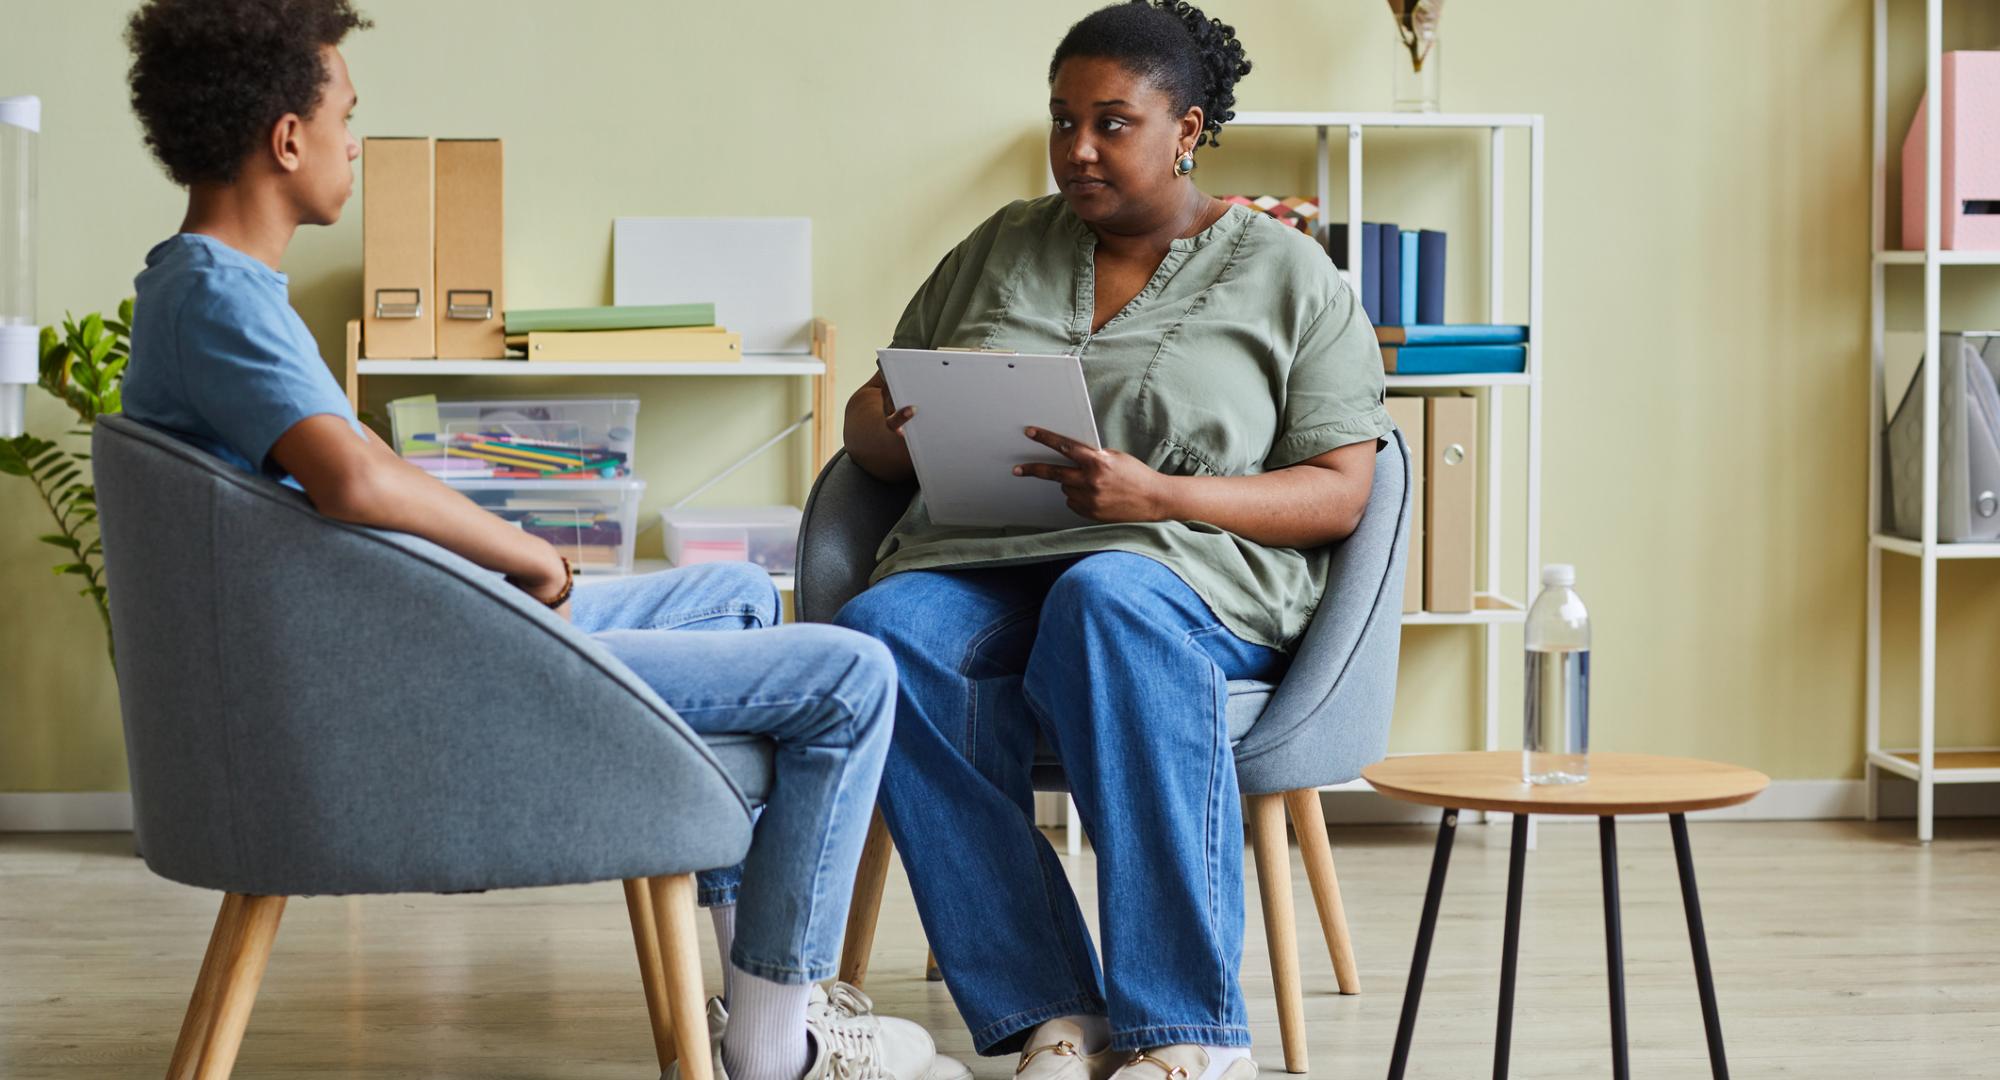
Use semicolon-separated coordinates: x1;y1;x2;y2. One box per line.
510;547;574;621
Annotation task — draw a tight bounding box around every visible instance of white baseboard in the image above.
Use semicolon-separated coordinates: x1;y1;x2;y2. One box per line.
0;792;134;831
4;777;1996;834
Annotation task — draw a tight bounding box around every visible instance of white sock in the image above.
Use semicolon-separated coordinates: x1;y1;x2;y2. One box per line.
721;965;812;1080
1031;1014;1111;1054
1194;1046;1253;1080
709;904;738;1003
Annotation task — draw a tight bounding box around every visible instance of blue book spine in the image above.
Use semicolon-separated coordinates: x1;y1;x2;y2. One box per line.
1417;230;1447;324
1360;223;1383;325
1394;324;1528;345
1399;231;1419;327
1378;222;1402;326
1391;344;1526;375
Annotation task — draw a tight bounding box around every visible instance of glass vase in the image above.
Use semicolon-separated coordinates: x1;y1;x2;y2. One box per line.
1392;26;1441;113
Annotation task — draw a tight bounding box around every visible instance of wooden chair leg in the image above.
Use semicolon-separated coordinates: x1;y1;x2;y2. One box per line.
651;874;712;1080
166;894;244;1080
624;879;677;1073
178;894;284;1080
1284;788;1362;995
838;808;893;988
1247;794;1308;1074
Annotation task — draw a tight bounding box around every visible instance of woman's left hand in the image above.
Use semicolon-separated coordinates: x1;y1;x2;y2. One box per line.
1014;427;1173;523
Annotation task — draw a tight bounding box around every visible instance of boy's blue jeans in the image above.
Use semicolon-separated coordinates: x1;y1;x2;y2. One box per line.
573;562;894;985
835;553;1288;1054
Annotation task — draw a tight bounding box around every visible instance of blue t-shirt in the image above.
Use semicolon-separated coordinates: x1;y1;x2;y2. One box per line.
124;233;365;485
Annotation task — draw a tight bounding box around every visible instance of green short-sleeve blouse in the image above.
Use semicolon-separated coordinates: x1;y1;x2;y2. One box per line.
870;193;1394;650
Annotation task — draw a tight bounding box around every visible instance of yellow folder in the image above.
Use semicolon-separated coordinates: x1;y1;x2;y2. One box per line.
514;327;742;363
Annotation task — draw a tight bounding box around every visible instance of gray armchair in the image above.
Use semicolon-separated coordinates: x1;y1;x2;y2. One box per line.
798;432;1412;1075
92;414;748;1080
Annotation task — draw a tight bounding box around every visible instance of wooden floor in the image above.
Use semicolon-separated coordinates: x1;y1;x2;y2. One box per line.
3;819;1997;1078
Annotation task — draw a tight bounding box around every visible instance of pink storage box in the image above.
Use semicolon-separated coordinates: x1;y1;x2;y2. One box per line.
1901;51;2000;251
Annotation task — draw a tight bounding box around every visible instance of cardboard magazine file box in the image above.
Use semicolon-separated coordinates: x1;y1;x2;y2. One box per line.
362;136;435;358
1385;396;1427;614
435;138;505;359
1424;395;1478;613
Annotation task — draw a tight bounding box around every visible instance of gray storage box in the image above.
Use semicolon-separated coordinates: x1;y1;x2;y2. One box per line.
1885;332;2000;542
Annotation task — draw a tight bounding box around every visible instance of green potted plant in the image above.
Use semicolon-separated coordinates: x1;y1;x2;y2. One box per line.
0;300;132;664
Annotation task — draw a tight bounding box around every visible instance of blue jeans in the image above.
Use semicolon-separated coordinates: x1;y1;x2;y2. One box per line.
834;553;1288;1054
573;562;895;985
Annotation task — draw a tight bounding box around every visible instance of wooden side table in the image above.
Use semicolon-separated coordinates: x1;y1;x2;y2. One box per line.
1362;752;1768;1080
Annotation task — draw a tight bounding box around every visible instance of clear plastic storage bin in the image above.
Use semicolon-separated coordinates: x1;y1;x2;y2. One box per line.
455;478;646;575
388;396;640;480
661;506;803;575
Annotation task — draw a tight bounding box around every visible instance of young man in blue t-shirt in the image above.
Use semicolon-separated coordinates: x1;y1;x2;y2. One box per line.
118;5;957;1079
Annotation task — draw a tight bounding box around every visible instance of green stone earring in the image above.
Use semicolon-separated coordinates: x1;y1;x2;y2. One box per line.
1175;151;1196;176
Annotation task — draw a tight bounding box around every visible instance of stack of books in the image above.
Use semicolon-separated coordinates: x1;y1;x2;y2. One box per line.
1378;324;1528;375
1323;223;1447;328
502;303;740;363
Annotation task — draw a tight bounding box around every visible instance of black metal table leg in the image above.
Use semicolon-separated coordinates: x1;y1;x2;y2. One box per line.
1387;807;1459;1080
1599;816;1631;1080
1671;813;1731;1078
1493;813;1530;1080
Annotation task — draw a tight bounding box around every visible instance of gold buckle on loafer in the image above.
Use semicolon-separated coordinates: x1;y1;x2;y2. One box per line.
1123;1053;1189;1080
1016;1040;1080;1074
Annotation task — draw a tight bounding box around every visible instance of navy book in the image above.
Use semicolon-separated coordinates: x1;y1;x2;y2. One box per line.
1378;222;1402;326
1417;230;1447;324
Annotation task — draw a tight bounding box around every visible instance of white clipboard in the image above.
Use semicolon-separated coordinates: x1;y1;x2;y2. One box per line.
877;348;1103;529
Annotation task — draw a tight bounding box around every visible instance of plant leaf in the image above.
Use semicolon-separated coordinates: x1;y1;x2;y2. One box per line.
53;563;90;576
118;297;134;324
38;534;82;552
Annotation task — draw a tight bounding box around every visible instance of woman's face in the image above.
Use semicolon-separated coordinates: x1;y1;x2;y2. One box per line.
1049;56;1202;230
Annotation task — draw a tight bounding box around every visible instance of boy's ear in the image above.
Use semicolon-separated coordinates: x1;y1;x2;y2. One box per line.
269;113;305;175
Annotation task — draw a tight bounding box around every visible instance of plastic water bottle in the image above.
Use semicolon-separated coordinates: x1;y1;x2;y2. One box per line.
1524;564;1590;785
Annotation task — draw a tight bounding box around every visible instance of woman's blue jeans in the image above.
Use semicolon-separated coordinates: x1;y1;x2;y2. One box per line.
835;552;1288;1054
573;561;895;985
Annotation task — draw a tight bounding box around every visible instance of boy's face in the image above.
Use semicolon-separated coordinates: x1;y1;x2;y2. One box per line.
292;45;360;226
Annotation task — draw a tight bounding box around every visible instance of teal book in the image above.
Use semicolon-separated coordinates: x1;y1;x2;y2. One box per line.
504;303;716;334
1399;231;1419;327
1376;324;1528;346
1386;344;1526;375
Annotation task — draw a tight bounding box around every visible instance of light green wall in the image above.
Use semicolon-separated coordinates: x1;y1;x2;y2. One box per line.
4;0;1997;792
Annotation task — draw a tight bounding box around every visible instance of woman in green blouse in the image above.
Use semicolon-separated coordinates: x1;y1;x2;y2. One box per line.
835;4;1392;1080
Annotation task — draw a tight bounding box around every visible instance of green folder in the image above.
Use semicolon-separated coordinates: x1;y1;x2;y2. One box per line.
503;303;716;334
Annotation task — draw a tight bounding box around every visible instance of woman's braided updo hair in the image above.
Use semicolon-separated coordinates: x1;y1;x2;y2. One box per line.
1048;0;1252;149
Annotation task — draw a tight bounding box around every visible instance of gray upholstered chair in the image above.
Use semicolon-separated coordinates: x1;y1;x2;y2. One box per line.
799;432;1412;1075
92;414;757;1080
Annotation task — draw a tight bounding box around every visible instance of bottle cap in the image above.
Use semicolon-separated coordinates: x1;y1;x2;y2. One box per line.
0;96;41;134
1541;563;1575;587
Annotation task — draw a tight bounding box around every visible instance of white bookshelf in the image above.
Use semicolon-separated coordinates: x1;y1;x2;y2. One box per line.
1864;0;2000;842
1229;110;1546;763
353;355;825;378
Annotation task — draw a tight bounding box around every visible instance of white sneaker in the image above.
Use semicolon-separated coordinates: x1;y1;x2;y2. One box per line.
661;996;730;1080
807;981;970;1080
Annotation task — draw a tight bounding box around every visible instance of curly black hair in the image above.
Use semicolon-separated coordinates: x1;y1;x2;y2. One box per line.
125;0;372;186
1048;0;1252;149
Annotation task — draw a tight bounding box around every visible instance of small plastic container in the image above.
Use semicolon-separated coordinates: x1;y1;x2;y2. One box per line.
388;396;640;480
661;506;803;575
455;478;645;575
